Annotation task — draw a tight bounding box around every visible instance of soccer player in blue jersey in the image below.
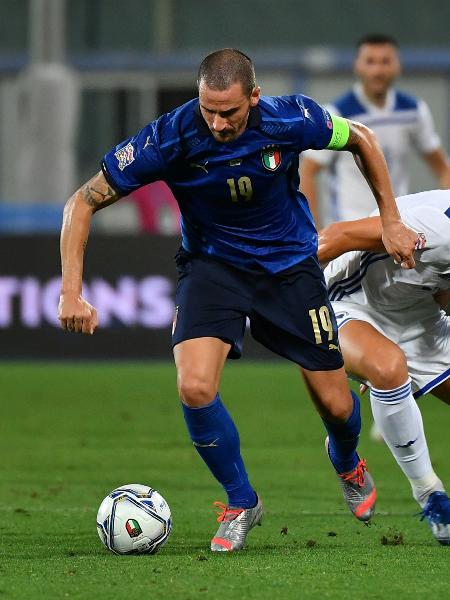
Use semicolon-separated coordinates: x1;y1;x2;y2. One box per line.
59;49;417;552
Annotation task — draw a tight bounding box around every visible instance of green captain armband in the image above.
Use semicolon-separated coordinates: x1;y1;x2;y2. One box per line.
326;115;350;150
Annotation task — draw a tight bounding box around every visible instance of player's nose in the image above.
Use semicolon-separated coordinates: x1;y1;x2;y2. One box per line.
212;114;227;132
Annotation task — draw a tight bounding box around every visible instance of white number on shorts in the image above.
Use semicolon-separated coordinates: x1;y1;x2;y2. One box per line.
308;306;333;345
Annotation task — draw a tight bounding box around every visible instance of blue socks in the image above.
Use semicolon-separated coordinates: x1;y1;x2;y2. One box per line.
182;394;257;508
323;391;361;474
183;390;360;500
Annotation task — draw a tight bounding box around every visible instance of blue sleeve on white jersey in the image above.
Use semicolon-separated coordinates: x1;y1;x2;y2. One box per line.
102;120;165;196
293;95;334;151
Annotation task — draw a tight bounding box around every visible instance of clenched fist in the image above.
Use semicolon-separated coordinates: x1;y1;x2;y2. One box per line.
381;220;417;269
58;294;98;334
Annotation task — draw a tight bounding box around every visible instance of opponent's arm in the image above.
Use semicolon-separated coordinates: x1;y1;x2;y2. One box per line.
317;216;385;264
423;148;450;189
299;157;323;227
329;116;417;268
59;171;120;334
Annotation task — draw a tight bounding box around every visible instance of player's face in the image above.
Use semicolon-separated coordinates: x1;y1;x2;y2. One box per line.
199;81;261;143
354;44;401;97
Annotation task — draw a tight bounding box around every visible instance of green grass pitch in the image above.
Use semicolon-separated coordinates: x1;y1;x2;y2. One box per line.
1;362;449;599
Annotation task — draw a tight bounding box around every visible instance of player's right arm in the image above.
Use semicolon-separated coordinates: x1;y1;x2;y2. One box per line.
59;171;121;334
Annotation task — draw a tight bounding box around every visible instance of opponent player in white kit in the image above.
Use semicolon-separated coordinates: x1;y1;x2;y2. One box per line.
301;34;450;226
318;189;450;544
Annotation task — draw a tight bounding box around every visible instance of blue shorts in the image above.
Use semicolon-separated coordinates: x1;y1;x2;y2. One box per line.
172;249;343;371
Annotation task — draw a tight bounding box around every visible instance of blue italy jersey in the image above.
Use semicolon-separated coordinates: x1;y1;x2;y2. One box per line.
102;95;335;273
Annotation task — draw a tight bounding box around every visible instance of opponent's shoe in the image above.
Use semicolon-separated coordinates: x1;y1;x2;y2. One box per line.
420;491;450;546
210;497;263;552
326;437;376;522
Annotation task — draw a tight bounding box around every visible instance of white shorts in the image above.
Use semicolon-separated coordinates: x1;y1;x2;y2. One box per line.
332;301;450;398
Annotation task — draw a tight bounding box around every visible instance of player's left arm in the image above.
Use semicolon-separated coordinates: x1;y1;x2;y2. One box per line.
317;216;385;264
329;116;417;268
412;99;450;188
423;148;450;189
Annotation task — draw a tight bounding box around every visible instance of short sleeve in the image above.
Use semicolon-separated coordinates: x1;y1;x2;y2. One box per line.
409;99;441;155
295;95;334;151
102;121;165;196
301;102;339;167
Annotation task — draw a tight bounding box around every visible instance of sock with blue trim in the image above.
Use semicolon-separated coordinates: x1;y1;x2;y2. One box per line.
370;378;444;505
182;394;257;508
323;391;361;474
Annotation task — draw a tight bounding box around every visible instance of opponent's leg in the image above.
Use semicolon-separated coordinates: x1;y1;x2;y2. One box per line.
301;366;376;522
174;337;262;551
432;378;450;406
339;320;449;543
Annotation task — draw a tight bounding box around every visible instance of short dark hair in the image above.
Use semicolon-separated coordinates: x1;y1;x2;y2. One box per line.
197;48;256;97
356;33;399;49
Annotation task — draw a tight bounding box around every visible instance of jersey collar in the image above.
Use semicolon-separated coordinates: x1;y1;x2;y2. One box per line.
194;102;262;136
353;82;396;113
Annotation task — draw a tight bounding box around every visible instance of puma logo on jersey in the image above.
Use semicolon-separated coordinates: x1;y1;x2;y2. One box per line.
189;160;209;173
395;438;417;449
193;438;219;448
335;312;348;319
328;343;340;351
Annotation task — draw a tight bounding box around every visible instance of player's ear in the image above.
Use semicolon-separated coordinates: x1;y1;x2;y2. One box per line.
250;86;261;107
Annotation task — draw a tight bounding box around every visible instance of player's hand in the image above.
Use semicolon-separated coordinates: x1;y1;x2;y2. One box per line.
58;293;98;334
381;220;417;269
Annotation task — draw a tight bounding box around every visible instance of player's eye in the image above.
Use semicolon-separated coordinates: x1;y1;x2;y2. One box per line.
220;109;237;118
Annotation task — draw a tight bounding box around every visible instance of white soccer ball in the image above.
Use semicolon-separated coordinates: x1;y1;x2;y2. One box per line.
96;483;172;555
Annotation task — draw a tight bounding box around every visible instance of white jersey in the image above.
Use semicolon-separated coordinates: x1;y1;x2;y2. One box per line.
303;84;441;223
324;190;450;397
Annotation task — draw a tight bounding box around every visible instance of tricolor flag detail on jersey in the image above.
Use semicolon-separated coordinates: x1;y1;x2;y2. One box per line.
126;519;142;538
261;148;282;171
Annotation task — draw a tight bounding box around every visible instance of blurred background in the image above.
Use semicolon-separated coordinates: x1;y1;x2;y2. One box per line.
1;0;449;359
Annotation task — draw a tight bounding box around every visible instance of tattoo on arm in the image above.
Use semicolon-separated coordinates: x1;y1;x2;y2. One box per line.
81;172;120;212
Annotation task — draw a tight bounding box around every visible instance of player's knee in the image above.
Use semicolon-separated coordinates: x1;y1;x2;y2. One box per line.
366;347;408;389
323;401;352;423
178;374;217;407
315;389;353;422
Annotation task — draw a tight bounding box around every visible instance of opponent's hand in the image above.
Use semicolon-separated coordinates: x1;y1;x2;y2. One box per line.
381;220;417;269
58;293;98;334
